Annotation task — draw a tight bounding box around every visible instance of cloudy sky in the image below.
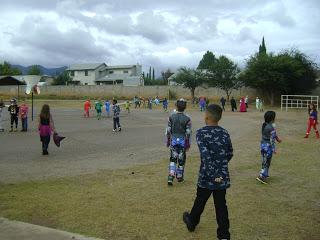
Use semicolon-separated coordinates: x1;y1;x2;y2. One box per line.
0;0;319;73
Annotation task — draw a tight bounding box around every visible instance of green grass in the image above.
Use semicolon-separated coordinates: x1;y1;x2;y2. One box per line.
0;111;319;239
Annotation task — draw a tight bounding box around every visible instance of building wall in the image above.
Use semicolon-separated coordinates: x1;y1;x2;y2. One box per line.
0;85;258;100
70;69;96;85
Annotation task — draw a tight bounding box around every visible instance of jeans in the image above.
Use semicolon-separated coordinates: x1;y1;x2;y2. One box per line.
40;135;50;152
190;187;230;240
113;117;121;130
22;117;28;131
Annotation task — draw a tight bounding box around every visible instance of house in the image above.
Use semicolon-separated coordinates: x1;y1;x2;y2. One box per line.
66;63;143;86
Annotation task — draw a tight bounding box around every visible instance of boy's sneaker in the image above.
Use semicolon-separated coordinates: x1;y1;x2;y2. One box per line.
256;176;268;184
14;128;18;132
167;176;174;186
113;129;116;132
183;212;196;232
177;178;184;183
118;127;121;132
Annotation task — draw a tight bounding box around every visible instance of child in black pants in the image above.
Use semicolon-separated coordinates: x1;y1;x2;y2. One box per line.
183;104;233;240
112;99;121;132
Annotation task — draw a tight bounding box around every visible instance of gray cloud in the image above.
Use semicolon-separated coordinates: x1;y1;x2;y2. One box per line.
0;0;319;70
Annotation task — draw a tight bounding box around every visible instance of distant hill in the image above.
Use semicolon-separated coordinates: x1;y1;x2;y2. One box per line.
12;65;67;76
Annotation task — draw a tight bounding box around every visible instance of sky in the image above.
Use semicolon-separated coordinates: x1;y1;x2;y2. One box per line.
0;0;319;74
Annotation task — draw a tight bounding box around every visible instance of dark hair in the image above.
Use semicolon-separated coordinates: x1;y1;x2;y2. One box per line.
206;104;222;122
113;99;118;104
308;103;317;113
40;104;50;120
176;99;187;112
262;111;276;131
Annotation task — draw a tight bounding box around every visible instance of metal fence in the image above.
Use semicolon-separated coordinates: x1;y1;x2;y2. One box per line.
281;95;319;111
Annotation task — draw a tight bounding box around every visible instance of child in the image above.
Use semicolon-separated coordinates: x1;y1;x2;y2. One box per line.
84;99;91;118
8;98;19;132
183;104;233;240
19;100;29;132
163;98;168;112
230;96;237;112
125;100;130;113
112;99;121;132
105;100;111;117
199;97;206;112
166;99;191;185
38;104;56;155
95;99;103;120
259;99;264;112
304;103;319;138
0;99;4;132
256;97;260;110
256;111;282;184
220;96;226;111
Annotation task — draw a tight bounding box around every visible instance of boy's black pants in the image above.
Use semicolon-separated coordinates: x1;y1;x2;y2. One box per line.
113;117;121;130
190;187;230;240
10;114;18;128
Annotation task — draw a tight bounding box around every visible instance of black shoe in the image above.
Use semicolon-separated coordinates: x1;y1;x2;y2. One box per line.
183;212;195;232
43;150;49;155
118;127;121;132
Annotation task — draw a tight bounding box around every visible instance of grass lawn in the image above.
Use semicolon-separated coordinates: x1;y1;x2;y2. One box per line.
0;111;320;239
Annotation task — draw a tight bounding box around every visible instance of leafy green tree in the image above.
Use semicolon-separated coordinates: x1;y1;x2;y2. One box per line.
172;67;206;102
0;61;21;75
242;50;318;106
161;69;174;84
52;71;72;85
206;55;241;100
28;65;41;75
198;51;216;69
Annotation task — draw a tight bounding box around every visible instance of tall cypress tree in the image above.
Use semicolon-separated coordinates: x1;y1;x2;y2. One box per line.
152;68;155;80
149;66;152;80
259;36;267;55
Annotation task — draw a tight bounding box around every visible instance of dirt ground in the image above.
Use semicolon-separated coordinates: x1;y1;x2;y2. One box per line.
1;103;263;184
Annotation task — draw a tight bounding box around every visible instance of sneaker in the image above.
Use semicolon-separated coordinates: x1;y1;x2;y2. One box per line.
167;175;174;186
304;134;309;138
256;176;268;184
183;212;196;232
9;128;13;132
177;178;184;183
113;129;116;132
118;127;121;132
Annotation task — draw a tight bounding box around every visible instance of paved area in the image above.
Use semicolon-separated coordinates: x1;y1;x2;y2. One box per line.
0;107;260;184
0;218;103;240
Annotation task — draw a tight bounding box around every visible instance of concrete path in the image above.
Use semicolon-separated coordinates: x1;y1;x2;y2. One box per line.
0;218;103;240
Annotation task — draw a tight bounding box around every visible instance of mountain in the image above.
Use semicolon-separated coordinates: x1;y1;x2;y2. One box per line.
12;64;67;76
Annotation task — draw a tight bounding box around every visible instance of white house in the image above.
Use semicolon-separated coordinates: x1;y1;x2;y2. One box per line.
66;63;143;86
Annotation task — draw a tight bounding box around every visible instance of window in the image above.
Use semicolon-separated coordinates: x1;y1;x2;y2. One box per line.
109;70;114;74
123;70;129;74
70;71;74;76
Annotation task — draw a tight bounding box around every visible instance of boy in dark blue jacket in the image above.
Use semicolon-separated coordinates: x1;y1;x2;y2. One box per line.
183;104;233;240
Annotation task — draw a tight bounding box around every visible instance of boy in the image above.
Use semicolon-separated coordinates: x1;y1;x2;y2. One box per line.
112;99;121;132
166;98;191;185
125;100;131;113
0;99;5;132
105;100;111;117
183;104;233;240
8;98;19;132
19;100;29;132
95;99;103;120
163;98;168;112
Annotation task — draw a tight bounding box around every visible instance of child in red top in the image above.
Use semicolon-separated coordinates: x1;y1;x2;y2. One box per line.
19;100;29;132
304;103;319;138
84;100;91;118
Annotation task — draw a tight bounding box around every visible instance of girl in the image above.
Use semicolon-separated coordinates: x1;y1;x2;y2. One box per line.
256;111;282;184
0;99;5;132
304;103;319;138
38;104;55;155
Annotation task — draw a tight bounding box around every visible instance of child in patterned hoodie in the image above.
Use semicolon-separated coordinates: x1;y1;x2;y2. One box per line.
183;104;233;240
112;99;121;132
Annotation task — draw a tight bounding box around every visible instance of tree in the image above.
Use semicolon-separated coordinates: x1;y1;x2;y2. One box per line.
0;61;21;75
172;67;206;102
28;65;41;75
259;36;267;55
52;71;72;85
242;50;318;106
161;69;174;84
149;66;152;81
198;51;217;69
206;55;241;100
152;68;155;81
